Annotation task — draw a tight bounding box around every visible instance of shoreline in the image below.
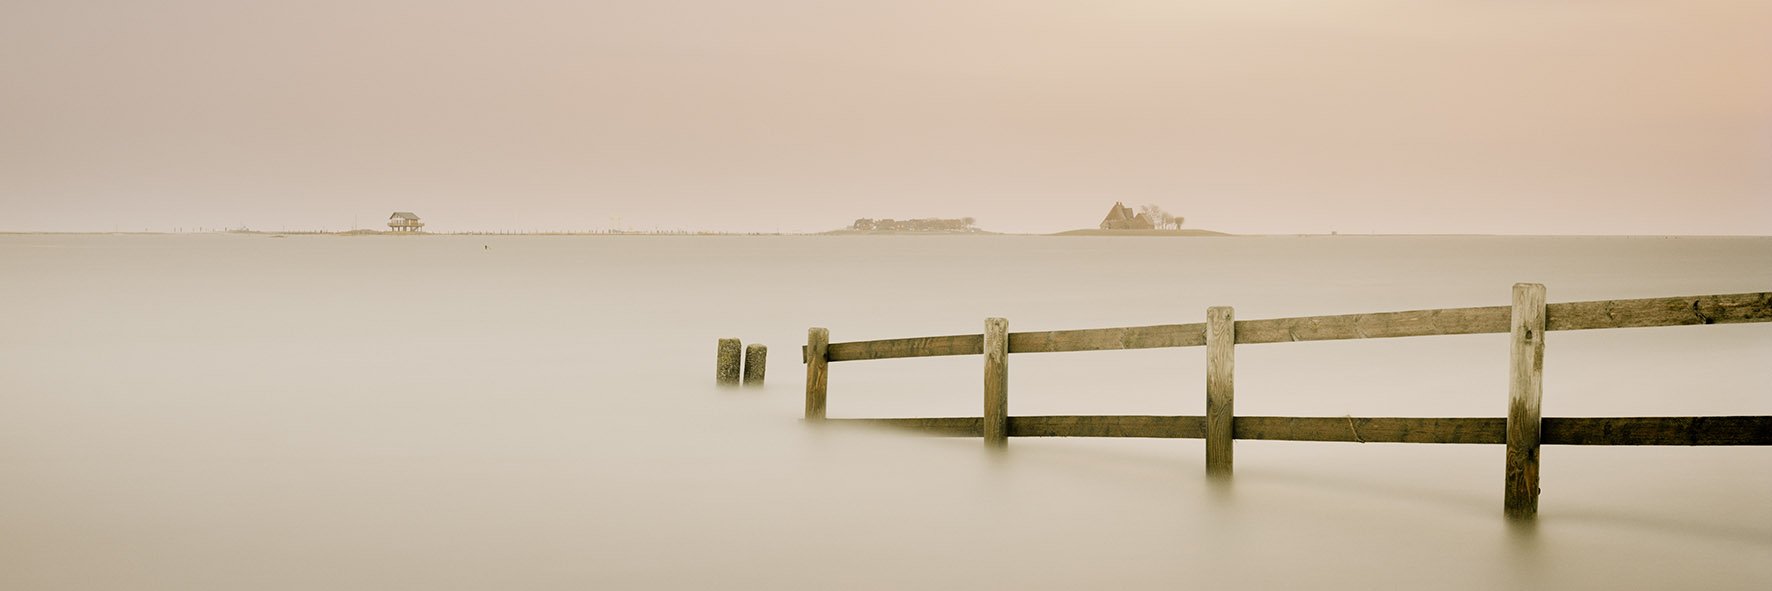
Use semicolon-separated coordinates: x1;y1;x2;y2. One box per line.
3;231;1770;239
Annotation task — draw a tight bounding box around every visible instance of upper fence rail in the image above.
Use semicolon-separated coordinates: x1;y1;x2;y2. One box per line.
805;292;1772;362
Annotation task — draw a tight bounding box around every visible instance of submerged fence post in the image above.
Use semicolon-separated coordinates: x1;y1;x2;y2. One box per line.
1505;283;1547;520
716;338;742;387
805;328;829;420
1206;306;1235;476
984;317;1009;449
743;344;767;386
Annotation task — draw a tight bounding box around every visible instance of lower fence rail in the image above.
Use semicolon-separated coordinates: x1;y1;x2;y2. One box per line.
822;415;1772;445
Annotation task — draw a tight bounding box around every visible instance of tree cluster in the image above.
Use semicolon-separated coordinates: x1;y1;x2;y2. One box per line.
850;217;978;232
1137;205;1184;229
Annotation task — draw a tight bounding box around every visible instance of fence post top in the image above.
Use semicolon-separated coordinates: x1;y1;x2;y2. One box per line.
1513;282;1546;292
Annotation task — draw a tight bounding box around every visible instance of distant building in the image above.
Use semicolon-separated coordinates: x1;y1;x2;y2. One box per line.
387;212;424;232
1099;202;1154;230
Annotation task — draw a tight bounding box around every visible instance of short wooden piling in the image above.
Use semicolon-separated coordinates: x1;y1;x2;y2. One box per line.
984;317;1009;449
805;328;829;420
1206;306;1235;476
743;344;767;386
716;338;742;386
1505;283;1547;519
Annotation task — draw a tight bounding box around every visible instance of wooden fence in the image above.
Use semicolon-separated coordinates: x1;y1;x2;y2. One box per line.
800;286;1772;519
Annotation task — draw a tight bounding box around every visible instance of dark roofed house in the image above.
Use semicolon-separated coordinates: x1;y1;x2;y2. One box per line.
1099;202;1154;230
388;212;424;232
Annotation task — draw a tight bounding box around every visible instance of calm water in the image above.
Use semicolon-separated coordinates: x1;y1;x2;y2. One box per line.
2;234;1769;590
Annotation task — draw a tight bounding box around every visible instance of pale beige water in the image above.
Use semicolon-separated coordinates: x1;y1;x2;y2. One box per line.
2;234;1768;590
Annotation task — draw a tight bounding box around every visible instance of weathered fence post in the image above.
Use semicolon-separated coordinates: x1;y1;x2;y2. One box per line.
743;344;767;386
805;328;828;420
984;317;1009;449
716;338;742;386
1206;306;1235;476
1506;283;1547;519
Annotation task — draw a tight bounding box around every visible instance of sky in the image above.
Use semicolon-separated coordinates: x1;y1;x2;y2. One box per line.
1;0;1768;235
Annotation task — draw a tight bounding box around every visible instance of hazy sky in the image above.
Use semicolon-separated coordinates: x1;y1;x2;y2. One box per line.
2;1;1768;234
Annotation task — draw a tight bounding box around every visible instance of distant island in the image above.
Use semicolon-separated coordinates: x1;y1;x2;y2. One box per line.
12;204;1237;236
818;203;1230;236
1050;201;1228;236
822;217;990;235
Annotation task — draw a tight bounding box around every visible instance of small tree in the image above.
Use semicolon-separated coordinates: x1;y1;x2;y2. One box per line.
1137;205;1185;229
1138;205;1168;229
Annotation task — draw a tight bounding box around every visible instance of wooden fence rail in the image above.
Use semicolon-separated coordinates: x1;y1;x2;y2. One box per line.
800;287;1772;520
818;416;1772;445
803;292;1771;360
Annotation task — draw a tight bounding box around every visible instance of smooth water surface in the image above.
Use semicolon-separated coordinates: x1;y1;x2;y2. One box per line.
2;234;1769;589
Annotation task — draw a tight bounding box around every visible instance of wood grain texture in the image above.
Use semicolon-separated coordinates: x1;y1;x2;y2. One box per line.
828;335;983;361
1013;415;1206;438
983;318;1009;449
742;344;766;386
804;328;828;420
823;415;1772;445
1506;283;1547;520
1206;306;1235;476
802;292;1771;361
823;416;1203;438
1235;417;1506;443
1234;306;1511;344
716;338;742;386
1541;416;1772;445
1545;292;1772;331
1008;323;1207;353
